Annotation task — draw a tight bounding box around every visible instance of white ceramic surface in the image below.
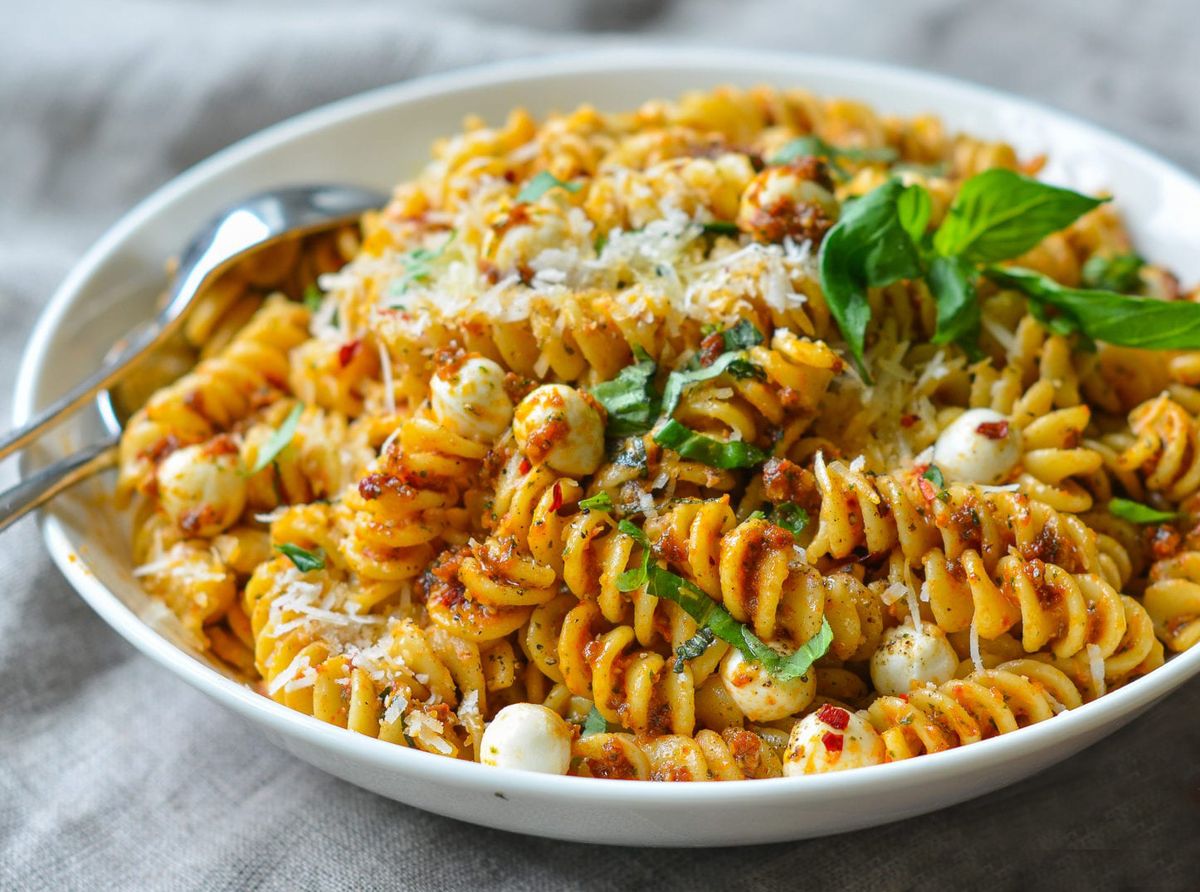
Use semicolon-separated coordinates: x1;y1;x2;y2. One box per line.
14;48;1200;847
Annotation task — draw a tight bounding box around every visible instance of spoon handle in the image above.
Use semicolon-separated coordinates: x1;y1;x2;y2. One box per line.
0;322;168;463
0;437;119;532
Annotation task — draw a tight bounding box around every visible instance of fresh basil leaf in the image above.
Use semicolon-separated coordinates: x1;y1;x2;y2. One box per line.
928;253;981;355
721;319;765;351
739;618;834;681
923;465;945;488
303;284;323;312
702;221;740;236
933;170;1106;263
985;266;1200;350
245;402;304;476
747;510;768;522
579;492;614;512
275;543;325;573
661;350;755;418
611;436;649;476
653;419;767;469
771;135;897;168
1108;497;1179;524
516;171;582;204
591;349;660;437
614;519;651;591
392;231;456;295
617;519;650;548
673;627;716;672
818;179;925;377
725;359;765;380
897;183;932;245
1082;252;1144;293
580;706;608;737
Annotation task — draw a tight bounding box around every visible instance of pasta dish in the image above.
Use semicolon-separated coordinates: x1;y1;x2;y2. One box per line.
116;87;1200;781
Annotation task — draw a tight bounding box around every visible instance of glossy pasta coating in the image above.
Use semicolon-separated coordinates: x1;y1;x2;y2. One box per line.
119;86;1200;780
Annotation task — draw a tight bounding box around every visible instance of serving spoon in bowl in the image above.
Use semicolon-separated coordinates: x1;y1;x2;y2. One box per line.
0;183;386;531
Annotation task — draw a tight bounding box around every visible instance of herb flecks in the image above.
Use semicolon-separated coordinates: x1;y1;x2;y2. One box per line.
245;403;304;477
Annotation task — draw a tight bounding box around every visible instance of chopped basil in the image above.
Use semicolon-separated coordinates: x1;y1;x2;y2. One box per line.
721;319;765;351
302;284;323;312
616;518;833;680
392;231;456;295
701;221;741;236
1108;497;1179;524
922;465;945;488
661;349;760;418
611;436;649;476
591;349;660;437
653;419;767;470
275;543;325;572
896;182;932;245
770;135;897;176
516;171;582;204
1082;252;1144;293
244;402;304;476
772;503;809;538
579;492;614;512
933;169;1106;263
580;706;608;738
985;266;1200;351
818;180;926;377
673;627;716;672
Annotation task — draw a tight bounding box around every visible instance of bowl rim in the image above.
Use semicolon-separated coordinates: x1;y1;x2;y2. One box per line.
15;45;1200;805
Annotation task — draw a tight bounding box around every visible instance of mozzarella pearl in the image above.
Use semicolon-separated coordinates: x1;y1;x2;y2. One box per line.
479;703;572;775
783;707;885;776
719;646;816;723
869;622;960;696
513;384;604;476
931;408;1022;485
156;443;246;536
430;356;513;442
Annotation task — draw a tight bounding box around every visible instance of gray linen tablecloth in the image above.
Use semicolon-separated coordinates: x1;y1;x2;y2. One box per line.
2;2;1198;889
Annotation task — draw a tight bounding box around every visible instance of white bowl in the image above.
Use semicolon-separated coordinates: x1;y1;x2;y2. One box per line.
15;48;1200;847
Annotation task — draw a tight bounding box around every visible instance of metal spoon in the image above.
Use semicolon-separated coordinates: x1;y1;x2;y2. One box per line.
0;184;386;531
0;184;385;464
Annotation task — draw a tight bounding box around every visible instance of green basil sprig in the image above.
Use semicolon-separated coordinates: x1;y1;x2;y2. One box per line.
580;706;609;737
771;135;898;177
590;347;659;437
579;492;614;512
1082;252;1144;293
616;521;832;680
818;168;1122;378
652;420;767;470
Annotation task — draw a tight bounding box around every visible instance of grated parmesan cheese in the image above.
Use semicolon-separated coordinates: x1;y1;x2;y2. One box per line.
969;618;984;674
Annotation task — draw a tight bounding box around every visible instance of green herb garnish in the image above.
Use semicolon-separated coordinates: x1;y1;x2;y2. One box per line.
652;419;768;470
516;171;582;204
275;543;325;573
922;465;946;489
579;492;614;512
673;627;716;672
720;319;765;351
302;284;324;312
580;706;608;738
984;266;1200;351
244;402;304;476
701;221;741;236
590;348;660;437
1108;497;1180;524
772;503;809;538
771;135;897;176
1082;252;1144;293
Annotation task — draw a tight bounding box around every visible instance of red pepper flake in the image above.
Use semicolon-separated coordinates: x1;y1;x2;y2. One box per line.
821;732;844;753
548;481;563;513
900;414;918;429
816;704;850;730
338;339;362;368
976;420;1009;440
518;457;532;475
917;477;937;503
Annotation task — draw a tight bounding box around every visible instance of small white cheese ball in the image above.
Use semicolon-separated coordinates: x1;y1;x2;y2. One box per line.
479;703;572;775
430;355;513;443
931;408;1022;485
869;622;960;696
720;646;816;723
513;383;605;476
156;442;246;536
783;706;886;776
